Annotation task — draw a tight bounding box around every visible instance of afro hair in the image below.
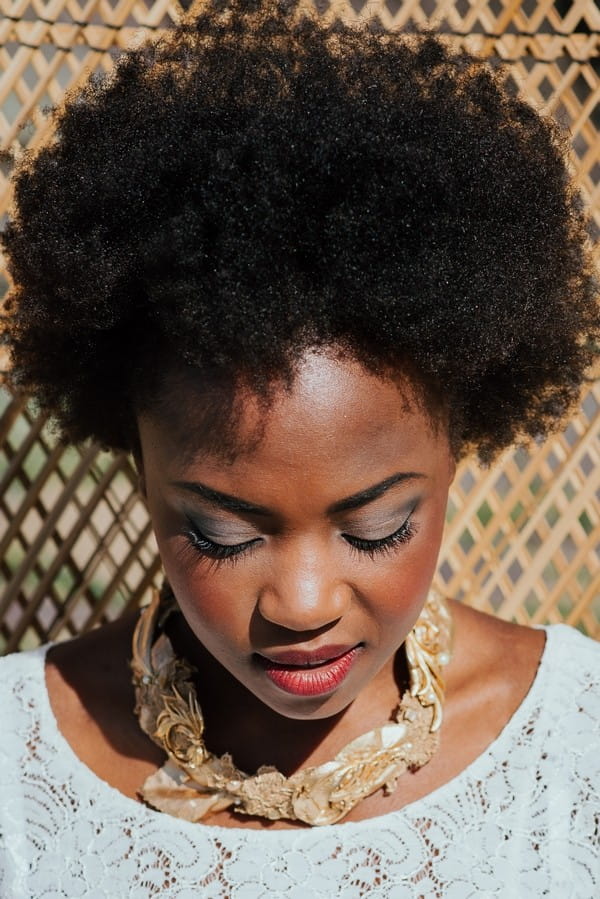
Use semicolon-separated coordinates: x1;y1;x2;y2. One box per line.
2;0;598;461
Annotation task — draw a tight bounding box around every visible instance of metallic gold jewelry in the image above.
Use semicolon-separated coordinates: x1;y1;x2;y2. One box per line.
131;588;452;826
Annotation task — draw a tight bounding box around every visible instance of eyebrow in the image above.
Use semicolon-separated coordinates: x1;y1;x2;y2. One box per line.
171;471;424;518
327;472;425;514
171;481;271;516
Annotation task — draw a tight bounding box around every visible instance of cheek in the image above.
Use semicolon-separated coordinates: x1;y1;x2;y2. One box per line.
148;503;256;654
367;554;436;632
148;495;244;642
366;500;447;632
162;549;257;653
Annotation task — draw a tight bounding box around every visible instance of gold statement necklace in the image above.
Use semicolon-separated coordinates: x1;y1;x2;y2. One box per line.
131;588;452;826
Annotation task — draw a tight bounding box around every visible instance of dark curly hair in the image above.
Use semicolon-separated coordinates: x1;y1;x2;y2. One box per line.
2;0;598;461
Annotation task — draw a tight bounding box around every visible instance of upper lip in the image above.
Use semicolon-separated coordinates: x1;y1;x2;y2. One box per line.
257;644;360;667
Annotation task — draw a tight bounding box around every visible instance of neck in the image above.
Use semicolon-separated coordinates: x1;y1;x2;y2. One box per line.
131;589;451;825
167;613;402;776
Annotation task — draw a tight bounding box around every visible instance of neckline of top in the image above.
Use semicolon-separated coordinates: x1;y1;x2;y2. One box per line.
27;624;566;839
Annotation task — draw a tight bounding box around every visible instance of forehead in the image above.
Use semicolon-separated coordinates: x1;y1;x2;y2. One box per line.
250;352;438;457
138;351;448;481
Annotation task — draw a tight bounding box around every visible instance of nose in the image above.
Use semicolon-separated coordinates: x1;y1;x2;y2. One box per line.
257;540;351;632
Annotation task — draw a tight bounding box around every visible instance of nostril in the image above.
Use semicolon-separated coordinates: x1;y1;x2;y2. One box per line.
256;583;351;632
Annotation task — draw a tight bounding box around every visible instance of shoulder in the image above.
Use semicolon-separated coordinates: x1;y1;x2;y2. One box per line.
446;601;547;717
537;624;600;734
445;602;600;759
446;605;600;807
43;614;164;797
0;642;48;675
44;613;138;723
448;599;599;696
542;620;600;673
43;612;142;751
0;645;54;800
503;625;600;841
0;644;49;725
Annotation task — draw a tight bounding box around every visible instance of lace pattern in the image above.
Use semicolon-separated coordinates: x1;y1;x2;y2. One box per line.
0;625;598;898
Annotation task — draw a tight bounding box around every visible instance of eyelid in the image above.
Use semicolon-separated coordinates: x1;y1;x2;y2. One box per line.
183;521;261;564
340;501;418;539
184;512;261;543
342;518;408;541
343;516;418;557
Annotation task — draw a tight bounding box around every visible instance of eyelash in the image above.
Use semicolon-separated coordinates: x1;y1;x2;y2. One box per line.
183;515;418;565
343;517;418;560
183;520;260;564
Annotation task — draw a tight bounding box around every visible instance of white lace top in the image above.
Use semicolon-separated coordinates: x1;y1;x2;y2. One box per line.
0;625;598;898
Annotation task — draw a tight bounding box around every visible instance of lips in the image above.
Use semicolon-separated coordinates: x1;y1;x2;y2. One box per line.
257;644;362;696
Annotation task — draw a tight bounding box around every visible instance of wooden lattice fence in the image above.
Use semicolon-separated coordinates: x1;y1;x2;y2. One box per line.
0;0;599;651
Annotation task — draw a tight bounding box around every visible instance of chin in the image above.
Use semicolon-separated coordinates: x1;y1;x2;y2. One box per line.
264;691;353;721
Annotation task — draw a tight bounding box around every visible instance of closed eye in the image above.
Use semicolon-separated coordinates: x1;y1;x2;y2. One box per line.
184;520;261;563
342;516;418;559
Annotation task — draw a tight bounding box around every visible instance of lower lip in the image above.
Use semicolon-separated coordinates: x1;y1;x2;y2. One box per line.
259;648;361;696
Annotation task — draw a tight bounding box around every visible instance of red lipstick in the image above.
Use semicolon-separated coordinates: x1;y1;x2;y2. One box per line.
257;645;361;696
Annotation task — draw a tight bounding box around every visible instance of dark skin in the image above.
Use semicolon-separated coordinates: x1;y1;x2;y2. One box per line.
46;351;545;830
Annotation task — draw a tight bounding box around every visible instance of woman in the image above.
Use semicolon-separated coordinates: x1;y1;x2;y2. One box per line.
1;1;599;894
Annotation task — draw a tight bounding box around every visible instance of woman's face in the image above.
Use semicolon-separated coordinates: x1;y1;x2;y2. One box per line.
138;351;455;721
